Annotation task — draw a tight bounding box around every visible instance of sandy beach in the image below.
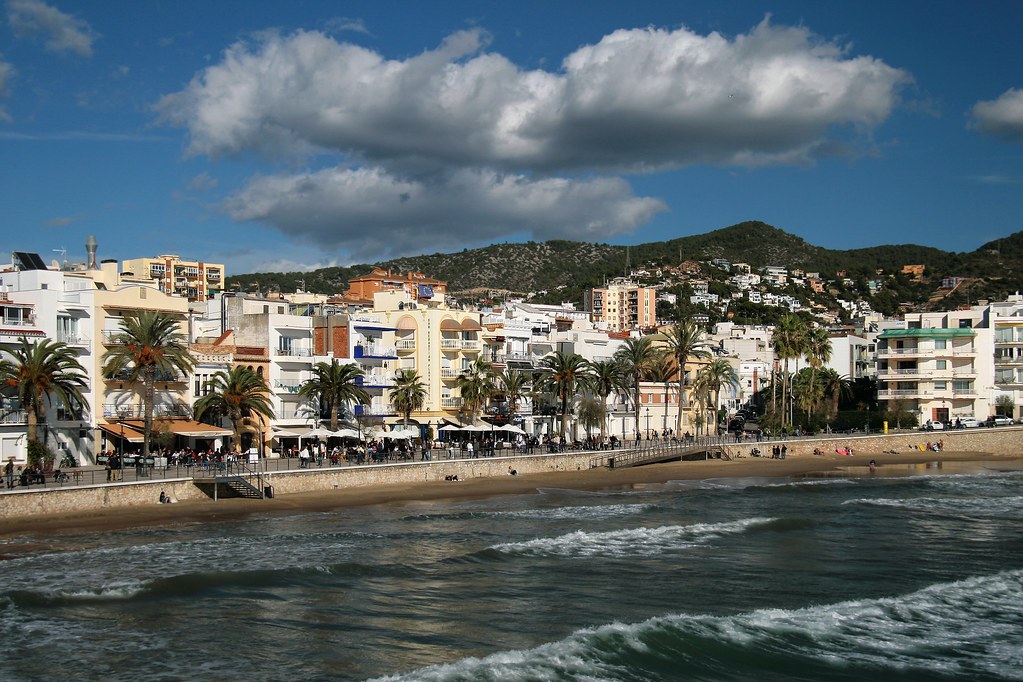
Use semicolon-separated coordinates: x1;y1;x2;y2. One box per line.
2;450;1019;555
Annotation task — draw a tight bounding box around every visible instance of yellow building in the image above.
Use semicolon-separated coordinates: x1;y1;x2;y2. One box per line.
588;279;657;331
121;254;224;301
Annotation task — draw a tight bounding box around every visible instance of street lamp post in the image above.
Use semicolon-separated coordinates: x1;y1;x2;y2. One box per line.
644;408;650;441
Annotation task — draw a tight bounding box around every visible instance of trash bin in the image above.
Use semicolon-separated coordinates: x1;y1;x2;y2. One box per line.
264;485;274;499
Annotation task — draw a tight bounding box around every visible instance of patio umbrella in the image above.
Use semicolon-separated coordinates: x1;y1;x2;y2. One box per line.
389;427;420;439
499;424;526;434
438;424;463;432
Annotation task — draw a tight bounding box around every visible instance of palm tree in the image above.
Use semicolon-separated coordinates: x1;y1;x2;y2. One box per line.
455;356;495;422
194;366;275;452
642;351;677;437
536;350;590;438
662;320;711;434
614;336;659;439
584;359;625;441
101;310;195;460
772;314;806;428
695;358;740;436
818;368;851;423
803;326;832;419
389;369;426;430
0;337;89;449
298;359;370;430
497;368;531;422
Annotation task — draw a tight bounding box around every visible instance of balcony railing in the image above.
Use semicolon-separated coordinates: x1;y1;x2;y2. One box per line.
878;389;933;398
461;340;481;351
57;333;92;349
441;397;462;408
102;404;192;419
396;338;416;350
0;409;28;424
358;375;395;387
440;339;462;350
355;404;395;416
105;369;185;383
441;368;459;379
354;344;397;358
275;347;313;357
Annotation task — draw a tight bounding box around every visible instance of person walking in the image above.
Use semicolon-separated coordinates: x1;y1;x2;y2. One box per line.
4;459;13;489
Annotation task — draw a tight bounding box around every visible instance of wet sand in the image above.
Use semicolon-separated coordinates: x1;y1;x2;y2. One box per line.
1;450;1019;554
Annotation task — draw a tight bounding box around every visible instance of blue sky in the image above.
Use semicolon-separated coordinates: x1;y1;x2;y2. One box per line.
1;0;1022;275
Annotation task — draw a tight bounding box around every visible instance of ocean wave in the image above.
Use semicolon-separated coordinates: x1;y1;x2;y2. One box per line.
374;569;1023;681
844;495;1023;518
400;503;655;523
489;517;778;558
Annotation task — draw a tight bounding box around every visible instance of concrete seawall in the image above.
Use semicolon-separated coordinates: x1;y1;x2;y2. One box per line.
718;427;1023;460
2;428;1020;521
0;451;597;520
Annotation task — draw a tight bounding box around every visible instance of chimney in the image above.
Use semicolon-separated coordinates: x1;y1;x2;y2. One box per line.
85;235;98;269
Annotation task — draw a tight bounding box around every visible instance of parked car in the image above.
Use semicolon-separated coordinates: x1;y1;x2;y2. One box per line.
985;415;1013;427
921;420;945;431
958;417;981;429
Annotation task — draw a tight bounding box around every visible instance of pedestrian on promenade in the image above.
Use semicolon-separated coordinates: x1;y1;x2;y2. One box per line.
4;458;13;489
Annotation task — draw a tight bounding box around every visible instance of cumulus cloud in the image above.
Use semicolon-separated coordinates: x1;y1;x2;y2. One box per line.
223;167;666;260
971;88;1023;142
0;58;12;121
159;20;907;170
7;0;97;57
157;18;907;258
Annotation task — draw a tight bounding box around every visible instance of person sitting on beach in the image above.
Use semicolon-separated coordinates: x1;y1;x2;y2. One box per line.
508;467;517;476
159;491;167;504
869;459;877;473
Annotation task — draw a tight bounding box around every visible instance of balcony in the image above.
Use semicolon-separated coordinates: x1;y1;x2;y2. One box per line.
461;340;481;352
275;347;313;358
994;356;1023;366
0;409;27;424
441;368;460;379
354;344;397;359
878;388;932;399
441;397;462;409
358;374;395;388
354;404;395;416
101;404;191;419
440;339;462;351
396;338;416;351
57;333;92;350
274;381;303;394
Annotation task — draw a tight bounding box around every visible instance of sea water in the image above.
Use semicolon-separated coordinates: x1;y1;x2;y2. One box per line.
1;462;1021;681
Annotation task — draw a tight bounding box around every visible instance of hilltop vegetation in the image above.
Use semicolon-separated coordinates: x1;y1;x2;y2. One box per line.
227;221;1023;316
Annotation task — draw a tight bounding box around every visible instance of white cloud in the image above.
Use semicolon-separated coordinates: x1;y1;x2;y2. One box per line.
157;18;908;259
223;166;666;260
6;0;97;57
188;171;219;192
324;16;370;36
971;88;1023;142
0;58;12;121
159;20;908;171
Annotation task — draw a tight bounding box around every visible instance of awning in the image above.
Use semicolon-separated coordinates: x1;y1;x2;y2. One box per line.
396;316;418;330
460;318;483;331
99;423;145;443
167;420;233;438
440;318;461;331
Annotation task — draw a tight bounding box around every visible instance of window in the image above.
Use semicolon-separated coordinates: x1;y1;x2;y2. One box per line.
935;360;947;370
933;381;947;390
952;380;972;393
958;319;972;329
934;339;946;350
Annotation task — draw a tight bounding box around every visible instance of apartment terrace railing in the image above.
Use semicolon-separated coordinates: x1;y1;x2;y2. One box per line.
274;347;313;357
102;404;192;419
440;339;462;350
0;409;28;424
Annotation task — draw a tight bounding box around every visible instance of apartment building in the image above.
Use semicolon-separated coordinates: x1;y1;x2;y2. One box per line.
876;307;993;424
121;254;224;302
587;279;657;331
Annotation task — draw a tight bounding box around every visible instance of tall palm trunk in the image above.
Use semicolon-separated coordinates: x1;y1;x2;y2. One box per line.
143;370;155;459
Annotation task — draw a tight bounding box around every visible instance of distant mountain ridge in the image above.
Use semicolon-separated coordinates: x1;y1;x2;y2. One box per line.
227;221;1023;307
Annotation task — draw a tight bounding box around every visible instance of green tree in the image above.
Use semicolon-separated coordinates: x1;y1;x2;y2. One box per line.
497;368;531;422
298;359;370;430
536;350;590;438
0;337;89;452
583;359;626;441
818;368;851;423
194;366;276;452
614;336;659;439
389;369;426;429
642;351;677;436
577;397;603;439
456;356;496;421
803;326;832;419
772;314;807;427
694;358;740;436
662;320;711;434
102;310;195;460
